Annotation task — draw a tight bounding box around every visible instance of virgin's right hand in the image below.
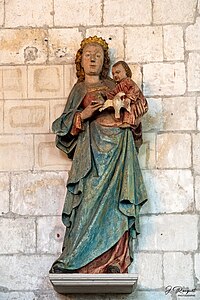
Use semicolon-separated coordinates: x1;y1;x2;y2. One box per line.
80;103;103;121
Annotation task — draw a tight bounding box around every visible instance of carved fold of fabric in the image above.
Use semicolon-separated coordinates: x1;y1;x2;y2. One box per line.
123;98;148;125
77;231;130;273
123;87;148;125
106;78;148;127
51;80;148;274
134;93;148;118
70;112;84;136
106;77;139;100
131;122;143;152
52;122;147;272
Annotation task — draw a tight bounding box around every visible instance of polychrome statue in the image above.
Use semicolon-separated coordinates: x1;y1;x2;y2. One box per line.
50;36;148;274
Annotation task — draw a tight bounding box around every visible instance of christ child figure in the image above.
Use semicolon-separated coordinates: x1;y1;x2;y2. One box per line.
101;61;148;126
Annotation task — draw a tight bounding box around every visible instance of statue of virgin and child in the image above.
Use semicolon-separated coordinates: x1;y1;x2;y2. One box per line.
50;36;148;274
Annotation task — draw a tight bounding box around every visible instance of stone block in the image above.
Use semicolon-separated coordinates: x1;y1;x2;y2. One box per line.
0;101;3;132
142;98;163;131
86;27;124;64
138;215;198;251
0;0;4;26
36;292;170;300
198;97;200;130
153;0;197;24
164;253;194;288
0;255;54;290
0;29;48;64
0;292;36;300
163;25;184;61
37;292;106;300
132;291;171;300
104;0;152;25
2;66;27;99
125;27;163;63
142;170;194;214
188;53;200;92
172;293;198;300
129;64;142;88
11;171;67;216
0;135;33;171
50;100;66;132
186;17;200;50
156;133;191;168
0;218;35;254
0;69;3;98
195;253;200;284
138;133;156;169
5;0;53;27
195;176;200;211
193;133;200;174
37;216;65;254
0;173;9;215
48;29;82;64
64;64;77;97
34;134;72;171
186;292;200;300
4;100;49;133
54;0;102;26
130;253;162;289
34;293;169;300
143;63;186;96
162;97;196;131
65;293;171;300
36;292;67;300
28;65;64;99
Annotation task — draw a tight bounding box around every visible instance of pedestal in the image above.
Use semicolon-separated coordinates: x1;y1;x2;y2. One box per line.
49;273;138;294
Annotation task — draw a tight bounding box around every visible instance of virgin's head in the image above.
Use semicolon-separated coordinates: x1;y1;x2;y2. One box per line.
75;36;110;82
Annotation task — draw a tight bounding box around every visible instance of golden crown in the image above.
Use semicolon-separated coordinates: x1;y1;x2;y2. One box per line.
80;36;109;51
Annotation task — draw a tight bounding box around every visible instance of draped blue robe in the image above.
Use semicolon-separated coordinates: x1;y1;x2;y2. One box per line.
51;79;148;271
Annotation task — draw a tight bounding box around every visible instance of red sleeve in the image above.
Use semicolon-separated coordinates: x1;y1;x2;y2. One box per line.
70;112;84;136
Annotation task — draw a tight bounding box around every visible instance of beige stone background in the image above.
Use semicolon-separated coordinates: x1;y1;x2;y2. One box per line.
0;0;200;299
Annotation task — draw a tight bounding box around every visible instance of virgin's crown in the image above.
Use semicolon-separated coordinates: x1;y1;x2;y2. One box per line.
80;36;109;51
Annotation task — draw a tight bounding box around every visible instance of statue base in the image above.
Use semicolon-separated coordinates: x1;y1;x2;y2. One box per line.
49;273;138;294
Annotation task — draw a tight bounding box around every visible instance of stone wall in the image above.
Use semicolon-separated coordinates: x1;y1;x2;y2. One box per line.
0;0;200;299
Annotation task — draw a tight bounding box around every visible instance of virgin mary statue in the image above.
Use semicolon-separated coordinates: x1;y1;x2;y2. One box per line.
50;36;148;274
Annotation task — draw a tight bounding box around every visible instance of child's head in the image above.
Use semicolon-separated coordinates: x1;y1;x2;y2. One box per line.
112;61;132;83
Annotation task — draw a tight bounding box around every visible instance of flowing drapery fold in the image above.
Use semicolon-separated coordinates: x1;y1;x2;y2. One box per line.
51;80;147;272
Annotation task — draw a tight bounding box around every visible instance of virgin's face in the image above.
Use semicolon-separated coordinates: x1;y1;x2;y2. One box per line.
81;43;104;76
